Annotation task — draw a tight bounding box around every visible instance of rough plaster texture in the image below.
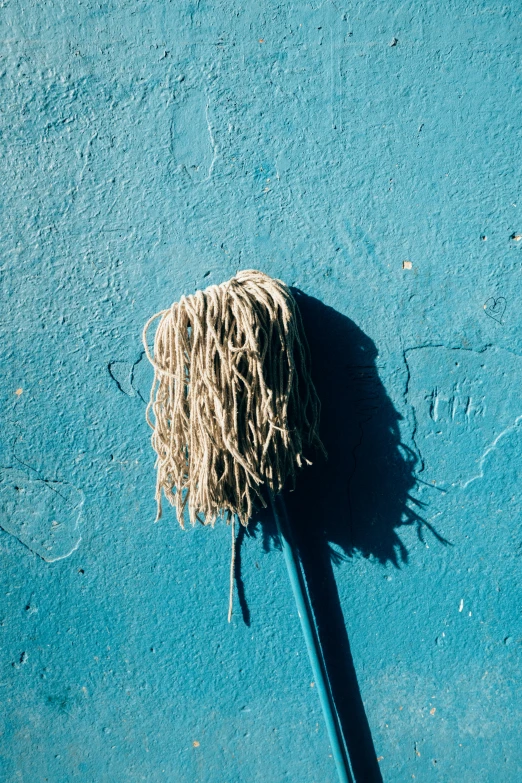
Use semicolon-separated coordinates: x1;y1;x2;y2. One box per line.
1;1;522;781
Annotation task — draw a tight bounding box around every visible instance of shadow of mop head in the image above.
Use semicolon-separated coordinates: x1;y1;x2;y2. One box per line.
142;269;325;528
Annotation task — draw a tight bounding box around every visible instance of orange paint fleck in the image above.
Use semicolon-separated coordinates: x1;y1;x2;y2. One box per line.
193;741;200;748
259;39;265;43
15;388;23;396
403;260;412;270
430;708;436;715
377;756;384;762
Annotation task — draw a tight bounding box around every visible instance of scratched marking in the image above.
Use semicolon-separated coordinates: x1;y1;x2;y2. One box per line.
428;387;484;423
0;469;84;562
483;297;507;324
405;346;522;488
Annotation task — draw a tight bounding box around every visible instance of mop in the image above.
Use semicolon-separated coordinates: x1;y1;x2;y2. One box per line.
142;269;353;783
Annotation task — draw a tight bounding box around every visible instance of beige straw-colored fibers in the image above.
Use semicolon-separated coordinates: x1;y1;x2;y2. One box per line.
142;269;325;532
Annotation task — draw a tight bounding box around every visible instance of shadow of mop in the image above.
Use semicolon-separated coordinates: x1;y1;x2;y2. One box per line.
245;290;449;783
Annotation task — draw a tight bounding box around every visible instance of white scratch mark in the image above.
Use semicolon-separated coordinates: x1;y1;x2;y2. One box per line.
459;599;464;612
460;414;522;488
204;100;218;182
0;470;84;562
44;533;83;563
433;391;440;422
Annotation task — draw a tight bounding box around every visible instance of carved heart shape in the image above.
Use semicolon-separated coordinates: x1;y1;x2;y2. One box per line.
484;296;507;323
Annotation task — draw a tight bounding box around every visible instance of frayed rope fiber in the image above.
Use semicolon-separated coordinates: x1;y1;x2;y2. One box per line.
142;270;326;616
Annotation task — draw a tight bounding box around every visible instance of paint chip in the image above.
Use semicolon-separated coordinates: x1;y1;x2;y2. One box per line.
193;741;200;748
403;260;412;269
377;756;384;762
15;388;23;396
259;38;265;43
510;233;522;241
430;708;436;715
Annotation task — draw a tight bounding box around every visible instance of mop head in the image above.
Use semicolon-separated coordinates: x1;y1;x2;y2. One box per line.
143;269;325;529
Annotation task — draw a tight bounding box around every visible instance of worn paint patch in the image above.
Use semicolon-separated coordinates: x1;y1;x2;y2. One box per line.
0;469;83;562
170;91;217;182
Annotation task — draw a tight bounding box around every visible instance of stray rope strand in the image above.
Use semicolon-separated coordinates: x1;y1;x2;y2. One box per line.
228;516;236;623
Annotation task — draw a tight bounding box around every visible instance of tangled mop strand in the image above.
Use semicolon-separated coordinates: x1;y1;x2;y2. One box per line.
143;270;326;617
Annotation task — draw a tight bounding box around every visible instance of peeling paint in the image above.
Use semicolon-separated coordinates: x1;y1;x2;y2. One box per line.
0;469;83;562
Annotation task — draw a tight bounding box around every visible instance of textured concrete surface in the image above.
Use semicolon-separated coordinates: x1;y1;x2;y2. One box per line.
1;1;522;781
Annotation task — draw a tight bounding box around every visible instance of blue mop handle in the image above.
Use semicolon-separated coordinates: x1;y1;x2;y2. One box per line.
269;492;354;783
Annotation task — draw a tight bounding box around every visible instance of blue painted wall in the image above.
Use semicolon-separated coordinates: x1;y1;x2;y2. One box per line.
1;1;522;781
